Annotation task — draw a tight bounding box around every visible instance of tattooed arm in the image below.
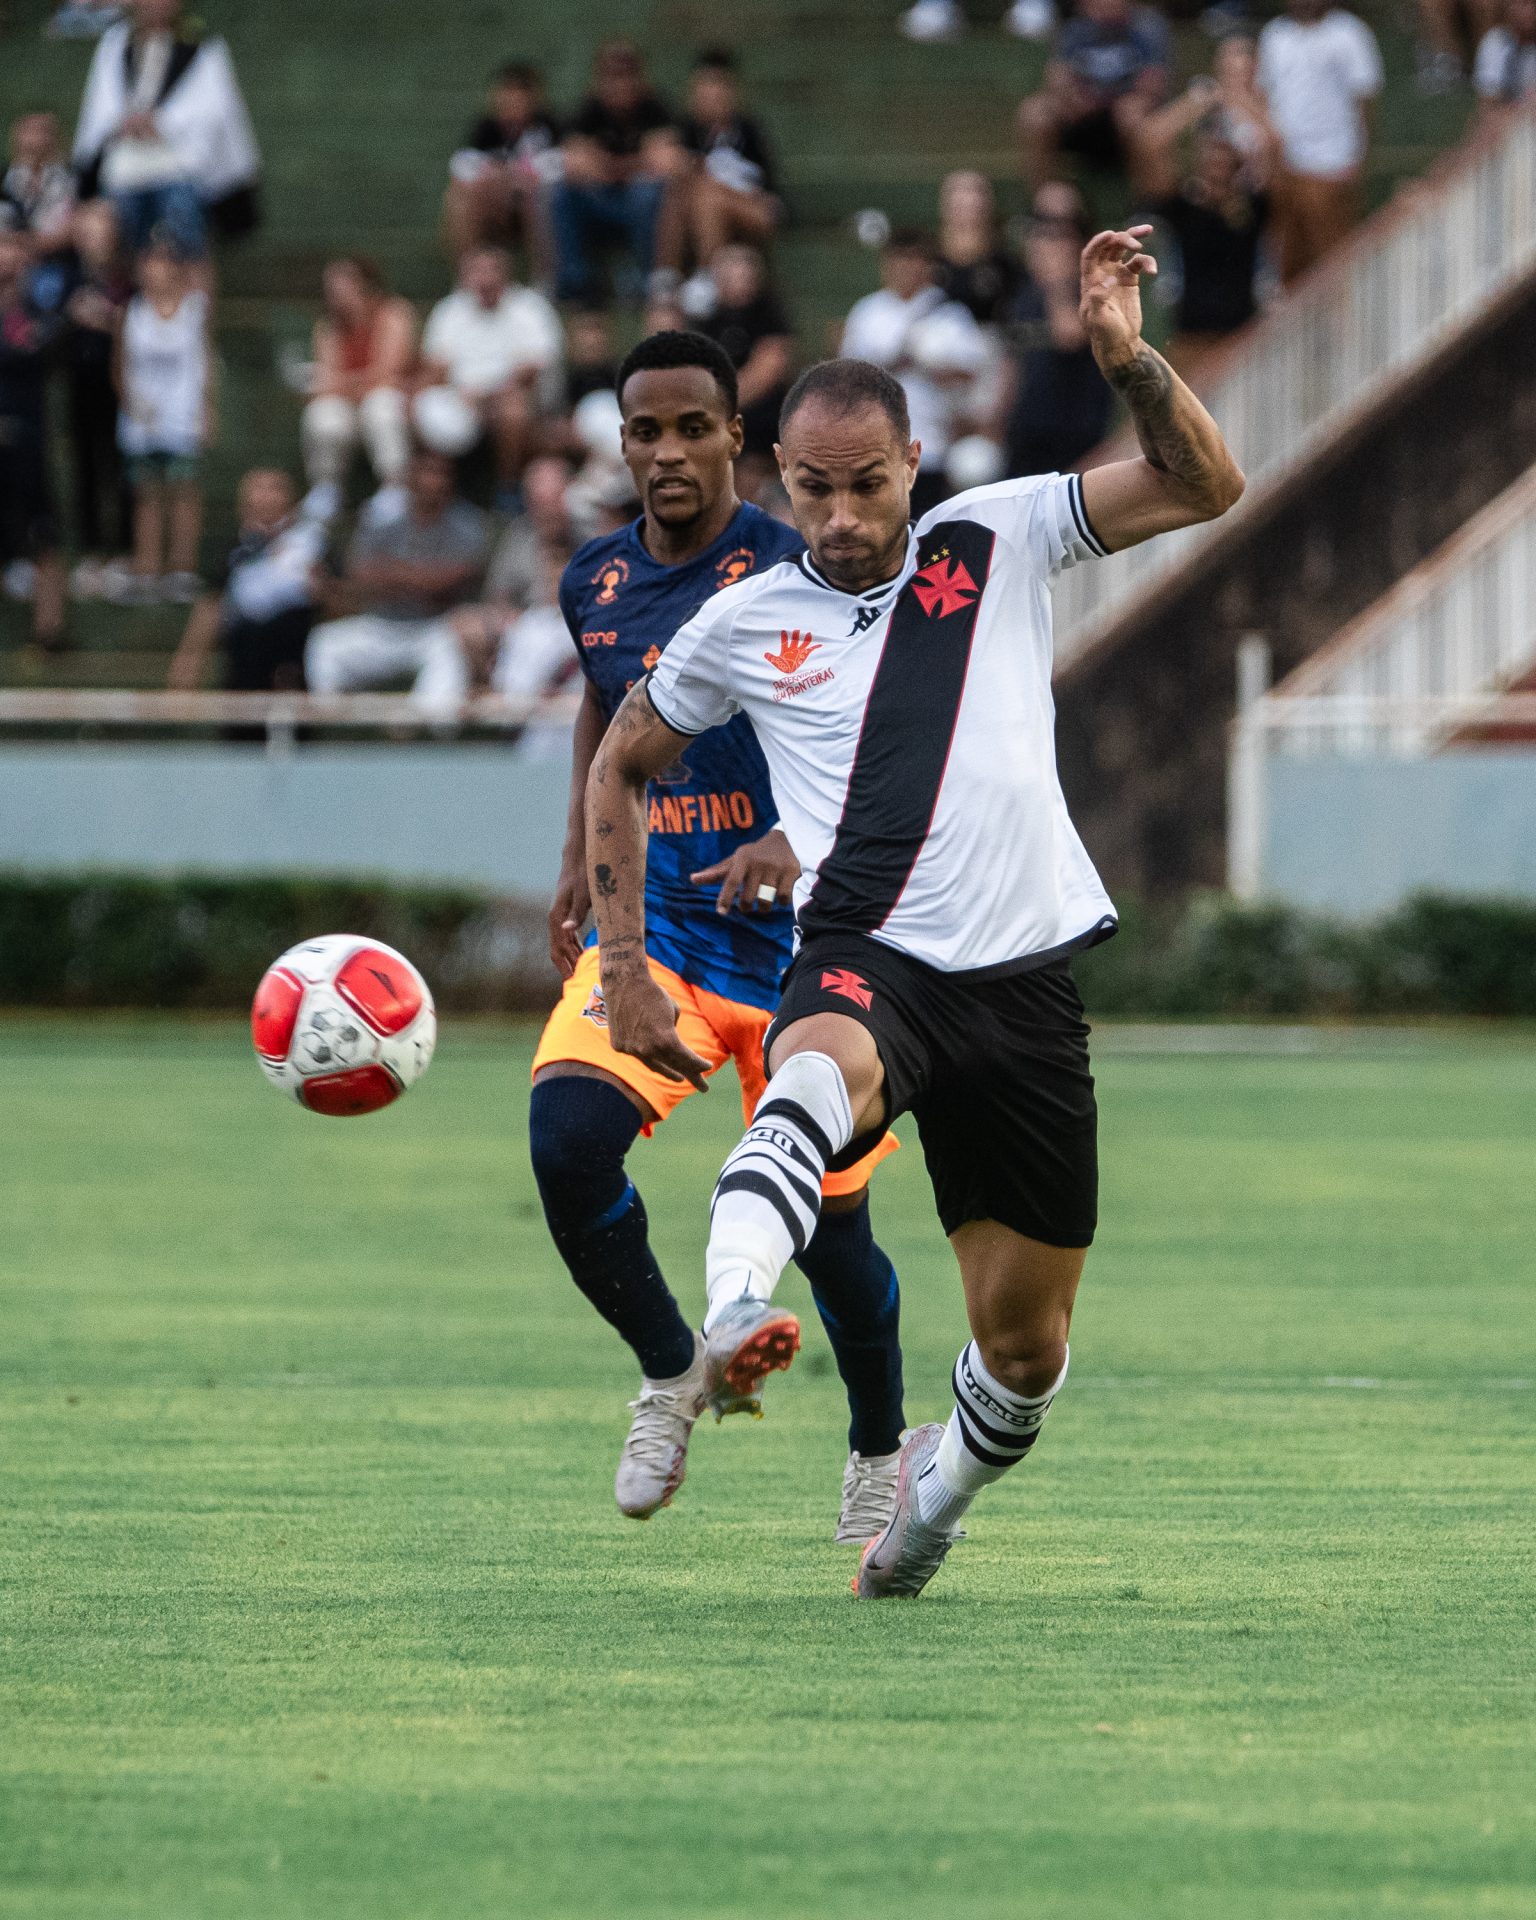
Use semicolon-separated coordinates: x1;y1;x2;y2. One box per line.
1076;225;1245;553
584;680;713;1089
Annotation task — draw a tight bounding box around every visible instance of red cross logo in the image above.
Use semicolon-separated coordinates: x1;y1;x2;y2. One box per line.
911;556;979;619
821;968;874;1009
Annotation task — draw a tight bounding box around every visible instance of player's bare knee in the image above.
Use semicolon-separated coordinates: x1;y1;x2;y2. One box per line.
767;1015;883;1130
977;1328;1068;1399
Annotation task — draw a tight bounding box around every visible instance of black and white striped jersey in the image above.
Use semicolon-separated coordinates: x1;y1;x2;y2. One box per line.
645;472;1117;978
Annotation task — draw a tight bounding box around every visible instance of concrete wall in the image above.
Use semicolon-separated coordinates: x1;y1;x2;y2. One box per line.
1262;752;1536;913
0;741;573;895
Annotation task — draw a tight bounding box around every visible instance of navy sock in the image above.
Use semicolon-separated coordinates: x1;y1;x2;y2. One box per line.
529;1076;697;1381
794;1196;905;1456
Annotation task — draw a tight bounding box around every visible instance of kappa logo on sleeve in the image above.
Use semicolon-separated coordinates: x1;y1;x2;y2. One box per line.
820;968;874;1009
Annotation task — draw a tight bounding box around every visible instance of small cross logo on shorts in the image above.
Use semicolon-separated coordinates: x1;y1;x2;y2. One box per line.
821;968;874;1009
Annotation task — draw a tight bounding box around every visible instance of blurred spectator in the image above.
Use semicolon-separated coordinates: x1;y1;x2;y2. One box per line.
899;0;1057;44
1139;129;1269;359
935;170;1019;325
73;0;261;260
1258;0;1382;285
563;306;619;407
1018;0;1171;192
166;469;337;694
1136;35;1280;195
414;245;563;490
430;454;580;715
441;61;560;280
1418;0;1500;91
1474;0;1536;117
551;40;685;303
116;234;212;602
48;0;124;38
302;255;417;489
305;446;489;709
676;50;782;270
840;227;990;515
3;112;77;254
0;213;68;646
62;198;132;595
996;182;1112;479
694;243;793;477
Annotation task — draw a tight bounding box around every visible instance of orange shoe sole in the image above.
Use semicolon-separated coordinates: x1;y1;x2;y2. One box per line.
721;1313;801;1397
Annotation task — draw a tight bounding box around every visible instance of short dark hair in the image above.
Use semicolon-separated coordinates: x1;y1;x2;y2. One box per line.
494;60;543;89
779;358;910;444
616;330;739;418
885;226;935;258
694;47;738;71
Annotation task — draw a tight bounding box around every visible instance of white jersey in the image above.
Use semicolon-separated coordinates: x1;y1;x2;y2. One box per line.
646;472;1117;977
118;289;209;459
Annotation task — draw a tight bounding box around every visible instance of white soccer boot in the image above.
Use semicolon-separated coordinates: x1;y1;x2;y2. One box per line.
853;1423;962;1598
702;1297;801;1420
614;1334;708;1520
835;1448;902;1544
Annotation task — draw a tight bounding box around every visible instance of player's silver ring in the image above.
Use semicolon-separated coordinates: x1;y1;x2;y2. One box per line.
756;883;777;905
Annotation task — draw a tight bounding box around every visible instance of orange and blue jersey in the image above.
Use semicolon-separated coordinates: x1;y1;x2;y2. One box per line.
558;501;804;1012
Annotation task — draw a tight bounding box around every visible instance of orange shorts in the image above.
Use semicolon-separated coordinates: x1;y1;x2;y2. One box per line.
531;945;899;1197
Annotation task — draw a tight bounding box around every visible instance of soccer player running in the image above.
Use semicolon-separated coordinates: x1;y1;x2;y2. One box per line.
586;231;1244;1595
531;330;907;1535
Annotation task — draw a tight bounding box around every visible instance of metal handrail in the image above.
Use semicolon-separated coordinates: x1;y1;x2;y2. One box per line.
1055;107;1536;670
0;689;584;740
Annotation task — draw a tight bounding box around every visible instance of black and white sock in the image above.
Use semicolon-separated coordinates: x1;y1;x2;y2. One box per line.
914;1340;1069;1530
704;1051;853;1333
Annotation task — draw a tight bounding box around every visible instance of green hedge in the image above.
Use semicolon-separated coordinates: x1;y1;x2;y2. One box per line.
1075;893;1536;1018
0;874;555;1014
1;875;1533;1017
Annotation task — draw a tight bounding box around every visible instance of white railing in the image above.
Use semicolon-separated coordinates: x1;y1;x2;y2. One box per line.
1056;107;1536;669
0;688;583;748
1267;462;1536;752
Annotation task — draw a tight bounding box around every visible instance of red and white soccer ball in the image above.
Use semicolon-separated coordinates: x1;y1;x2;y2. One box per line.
251;935;437;1115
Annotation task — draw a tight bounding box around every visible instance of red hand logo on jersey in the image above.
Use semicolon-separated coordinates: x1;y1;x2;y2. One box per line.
821;968;874;1009
766;630;821;674
911;556;979;619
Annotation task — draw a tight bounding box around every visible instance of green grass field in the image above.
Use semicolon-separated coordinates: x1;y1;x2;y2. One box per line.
2;1017;1533;1919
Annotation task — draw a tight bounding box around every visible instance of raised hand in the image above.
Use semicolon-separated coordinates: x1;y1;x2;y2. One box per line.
1078;226;1158;369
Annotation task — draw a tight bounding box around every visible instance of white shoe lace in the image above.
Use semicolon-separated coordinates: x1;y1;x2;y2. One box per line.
623;1377;702;1473
839;1452;900;1539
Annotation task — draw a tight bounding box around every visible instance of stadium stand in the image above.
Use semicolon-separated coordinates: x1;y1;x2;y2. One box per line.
2;0;1475;686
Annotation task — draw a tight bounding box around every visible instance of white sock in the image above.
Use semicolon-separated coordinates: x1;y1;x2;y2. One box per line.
703;1051;853;1332
915;1341;1069;1529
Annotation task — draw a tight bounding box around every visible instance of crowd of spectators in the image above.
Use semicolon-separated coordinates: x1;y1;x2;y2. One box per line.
4;0;1533;715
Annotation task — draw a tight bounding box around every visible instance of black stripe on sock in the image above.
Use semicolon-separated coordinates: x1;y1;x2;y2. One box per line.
711;1169;813;1256
952;1399;1022;1470
718;1147;822;1226
742;1123;823;1184
754;1096;835;1169
800;518;997;939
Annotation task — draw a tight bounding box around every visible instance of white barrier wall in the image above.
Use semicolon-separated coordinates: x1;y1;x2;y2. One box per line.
0;742;574;895
1261;753;1536;913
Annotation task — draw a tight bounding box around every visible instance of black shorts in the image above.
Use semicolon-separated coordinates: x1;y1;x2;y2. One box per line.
766;933;1098;1247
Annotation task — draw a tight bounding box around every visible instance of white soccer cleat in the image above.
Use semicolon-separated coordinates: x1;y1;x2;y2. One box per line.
614;1335;708;1520
835;1448;901;1544
853;1423;961;1598
703;1297;801;1420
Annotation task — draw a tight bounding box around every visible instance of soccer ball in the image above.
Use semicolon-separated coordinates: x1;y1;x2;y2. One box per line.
251;934;437;1115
